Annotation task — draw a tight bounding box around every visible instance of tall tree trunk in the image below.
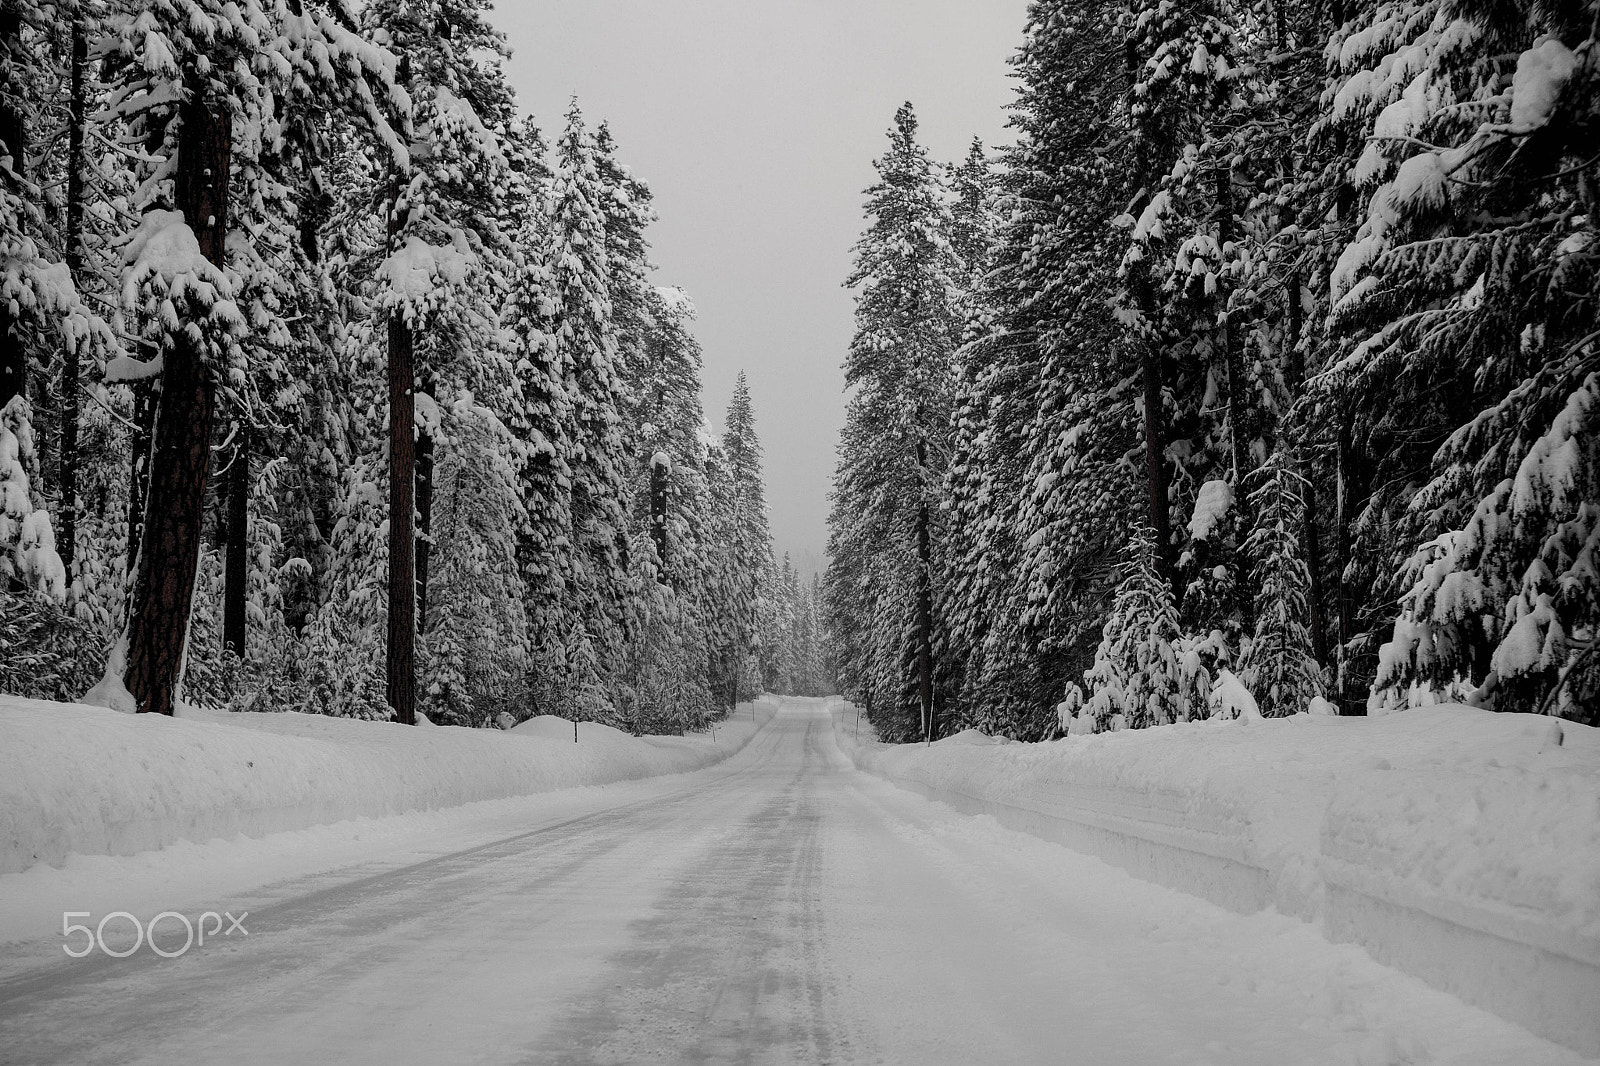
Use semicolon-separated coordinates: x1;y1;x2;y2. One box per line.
1336;418;1354;711
385;52;416;726
1334;412;1373;714
0;10;25;412
1282;270;1329;669
1216;167;1252;493
915;438;935;743
1124;41;1175;593
649;451;669;576
1303;478;1330;668
123;78;228;716
1214;166;1255;636
126;382;155;567
59;18;89;574
416;404;433;634
387;310;416;725
223;429;248;657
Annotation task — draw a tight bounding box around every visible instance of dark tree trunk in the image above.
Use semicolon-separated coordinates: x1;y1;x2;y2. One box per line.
1336;466;1354;706
1334;413;1373;714
1124;35;1175;593
59;18;89;573
1214;166;1255;635
0;10;25;412
124;78;228;716
1303;477;1330;667
1282;271;1329;670
915;438;935;743
1216;168;1252;493
223;429;248;657
649;452;669;576
385;51;416;725
416;410;433;633
126;382;155;567
386;311;417;725
299;168;324;264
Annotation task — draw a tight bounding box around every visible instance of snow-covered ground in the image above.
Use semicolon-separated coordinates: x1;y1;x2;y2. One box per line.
837;701;1600;1057
0;699;1591;1064
0;695;773;929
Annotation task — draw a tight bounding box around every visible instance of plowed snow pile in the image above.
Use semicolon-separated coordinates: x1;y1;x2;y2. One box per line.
0;696;767;877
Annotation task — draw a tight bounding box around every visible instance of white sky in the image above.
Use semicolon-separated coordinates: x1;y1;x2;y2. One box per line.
489;0;1031;575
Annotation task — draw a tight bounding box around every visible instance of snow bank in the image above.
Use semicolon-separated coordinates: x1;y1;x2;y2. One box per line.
835;704;1600;1056
0;696;770;878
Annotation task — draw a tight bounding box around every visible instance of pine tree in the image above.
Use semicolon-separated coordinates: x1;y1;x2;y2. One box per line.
542;101;631;720
361;0;517;723
723;371;772;700
1;394;65;598
1321;5;1599;723
620;286;724;724
948;0;1136;738
421;397;528;726
0;4;113;602
1082;526;1189;730
1239;456;1325;717
827;102;964;741
81;0;404;716
0;0;763;733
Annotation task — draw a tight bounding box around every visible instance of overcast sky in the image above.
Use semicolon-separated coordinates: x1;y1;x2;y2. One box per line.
489;0;1031;576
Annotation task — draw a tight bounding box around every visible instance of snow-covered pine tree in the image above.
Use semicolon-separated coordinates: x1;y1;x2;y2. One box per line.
593;127;727;724
594;120;656;431
1002;0;1138;735
824;414;882;708
1326;2;1600;722
723;371;772;702
946;138;996;293
1118;0;1265;632
761;553;798;693
0;3;115;603
502;122;573;713
37;3;101;590
618;286;722;723
700;430;746;709
802;572;834;695
1238;454;1325;716
420;395;528;726
936;0;1137;739
361;0;517;723
1;394;65;599
1082;525;1188;730
83;0;404;716
826;102;963;741
540;101;632;722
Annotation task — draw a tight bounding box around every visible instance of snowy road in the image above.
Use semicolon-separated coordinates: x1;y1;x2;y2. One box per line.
0;701;1585;1065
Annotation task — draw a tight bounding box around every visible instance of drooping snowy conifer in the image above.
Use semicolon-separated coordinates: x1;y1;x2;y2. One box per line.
1082;526;1188;730
1329;2;1600;722
1238;456;1325;717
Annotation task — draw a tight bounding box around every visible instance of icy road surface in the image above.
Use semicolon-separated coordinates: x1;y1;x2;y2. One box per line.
0;702;1586;1065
